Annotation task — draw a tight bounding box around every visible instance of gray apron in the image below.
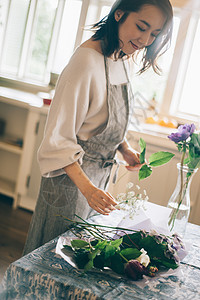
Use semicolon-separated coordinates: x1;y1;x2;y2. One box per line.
23;57;134;255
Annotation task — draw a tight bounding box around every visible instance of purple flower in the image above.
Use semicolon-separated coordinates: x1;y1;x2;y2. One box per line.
168;123;196;143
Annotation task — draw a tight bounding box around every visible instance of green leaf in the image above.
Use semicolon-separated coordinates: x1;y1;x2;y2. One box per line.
139;236;162;257
84;259;94;271
104;245;116;260
189;145;195;159
188;157;200;169
190;133;200;149
110;253;125;274
177;144;183;152
149;151;174;167
122;232;142;248
184;157;190;165
139;138;146;153
190;133;200;158
151;257;178;270
74;249;90;269
161;259;178;270
88;249;100;260
93;254;105;269
139;164;152;180
139;138;146;164
71;239;89;249
110;238;123;248
94;240;108;250
120;248;141;261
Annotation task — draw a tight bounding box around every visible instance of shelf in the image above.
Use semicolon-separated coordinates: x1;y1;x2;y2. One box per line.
0;177;16;198
0;138;23;155
0;86;43;108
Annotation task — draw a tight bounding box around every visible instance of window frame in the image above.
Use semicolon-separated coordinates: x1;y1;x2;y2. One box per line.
0;0;114;92
160;0;200;122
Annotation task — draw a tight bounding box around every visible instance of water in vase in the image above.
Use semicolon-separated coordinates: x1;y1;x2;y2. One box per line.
168;202;190;236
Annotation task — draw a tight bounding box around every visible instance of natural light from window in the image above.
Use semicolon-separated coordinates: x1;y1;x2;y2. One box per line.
178;17;200;116
131;16;180;108
52;0;82;74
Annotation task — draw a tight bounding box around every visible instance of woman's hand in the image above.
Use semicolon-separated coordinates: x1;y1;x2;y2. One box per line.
64;162;117;215
118;141;142;171
84;186;117;215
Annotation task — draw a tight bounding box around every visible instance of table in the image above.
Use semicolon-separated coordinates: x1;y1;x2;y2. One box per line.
0;206;200;300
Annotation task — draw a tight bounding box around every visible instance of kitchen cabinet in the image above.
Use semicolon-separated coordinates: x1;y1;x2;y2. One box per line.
0;87;47;210
19;113;47;211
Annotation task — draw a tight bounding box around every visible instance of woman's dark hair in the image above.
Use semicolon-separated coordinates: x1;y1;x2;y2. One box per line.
91;0;173;74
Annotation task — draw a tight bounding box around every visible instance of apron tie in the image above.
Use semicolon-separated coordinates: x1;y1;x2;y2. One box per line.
83;155;127;185
102;158;126;184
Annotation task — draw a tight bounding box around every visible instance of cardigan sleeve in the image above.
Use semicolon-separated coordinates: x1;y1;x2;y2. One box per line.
38;57;94;177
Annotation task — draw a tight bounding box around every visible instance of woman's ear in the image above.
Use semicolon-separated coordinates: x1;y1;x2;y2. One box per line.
114;9;125;22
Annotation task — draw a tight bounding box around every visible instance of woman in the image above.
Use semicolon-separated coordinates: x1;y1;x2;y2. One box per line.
23;0;173;255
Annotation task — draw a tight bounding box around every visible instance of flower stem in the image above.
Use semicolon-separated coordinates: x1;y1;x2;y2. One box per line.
168;149;187;230
168;145;192;230
57;214;138;233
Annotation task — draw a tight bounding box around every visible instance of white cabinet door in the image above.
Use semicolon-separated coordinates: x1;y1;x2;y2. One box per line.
19;113;47;211
16;110;40;198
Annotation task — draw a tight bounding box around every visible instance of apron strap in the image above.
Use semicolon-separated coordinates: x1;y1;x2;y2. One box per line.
104;55;130;85
122;59;131;84
104;56;109;96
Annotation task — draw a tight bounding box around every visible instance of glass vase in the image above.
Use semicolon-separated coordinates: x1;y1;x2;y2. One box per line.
167;163;198;237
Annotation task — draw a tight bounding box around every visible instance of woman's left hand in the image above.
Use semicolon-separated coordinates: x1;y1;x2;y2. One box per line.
118;141;142;171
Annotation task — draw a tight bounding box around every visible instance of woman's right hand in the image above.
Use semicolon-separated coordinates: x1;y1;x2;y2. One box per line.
84;186;118;215
64;161;118;215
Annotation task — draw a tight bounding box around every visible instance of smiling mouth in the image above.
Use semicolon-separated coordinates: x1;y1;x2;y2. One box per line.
130;41;139;50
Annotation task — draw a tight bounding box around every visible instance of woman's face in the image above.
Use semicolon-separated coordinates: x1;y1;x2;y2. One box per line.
115;5;166;55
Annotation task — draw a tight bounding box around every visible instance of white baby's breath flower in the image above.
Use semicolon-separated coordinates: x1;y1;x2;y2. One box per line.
115;204;121;209
127;191;135;197
149;229;158;236
116;182;149;219
126;182;134;189
116;193;125;202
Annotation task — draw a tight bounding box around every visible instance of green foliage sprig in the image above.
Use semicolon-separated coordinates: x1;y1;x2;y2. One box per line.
138;138;175;180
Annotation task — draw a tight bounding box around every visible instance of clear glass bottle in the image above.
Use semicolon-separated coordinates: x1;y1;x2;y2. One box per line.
167;163;198;237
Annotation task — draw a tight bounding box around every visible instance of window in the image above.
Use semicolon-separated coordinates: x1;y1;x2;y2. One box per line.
0;0;114;84
170;11;200;118
132;15;180;110
161;0;200;121
0;0;59;83
0;0;199;122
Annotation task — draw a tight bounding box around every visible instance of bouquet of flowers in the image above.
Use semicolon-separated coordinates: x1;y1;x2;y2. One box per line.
59;216;185;281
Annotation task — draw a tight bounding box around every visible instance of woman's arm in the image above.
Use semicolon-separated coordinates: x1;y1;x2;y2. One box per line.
117;140;142;171
63;162;117;215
